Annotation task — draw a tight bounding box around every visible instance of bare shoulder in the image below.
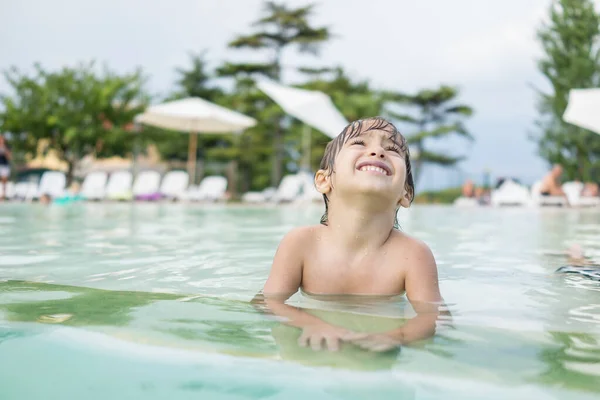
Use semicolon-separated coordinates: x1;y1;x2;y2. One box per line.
264;225;321;295
271;224;320;265
388;230;436;267
389;230;441;302
278;225;320;248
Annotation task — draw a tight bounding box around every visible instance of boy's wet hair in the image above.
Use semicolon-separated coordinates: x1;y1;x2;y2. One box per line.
318;116;414;229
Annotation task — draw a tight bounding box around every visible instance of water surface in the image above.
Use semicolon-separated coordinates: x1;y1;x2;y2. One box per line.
1;203;599;399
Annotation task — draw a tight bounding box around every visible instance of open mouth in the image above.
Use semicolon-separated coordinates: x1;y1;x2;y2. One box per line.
356;161;392;176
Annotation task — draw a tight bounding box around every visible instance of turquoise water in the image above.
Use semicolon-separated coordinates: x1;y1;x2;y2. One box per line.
0;203;599;399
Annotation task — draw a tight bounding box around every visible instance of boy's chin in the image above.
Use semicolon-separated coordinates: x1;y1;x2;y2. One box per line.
348;184;400;199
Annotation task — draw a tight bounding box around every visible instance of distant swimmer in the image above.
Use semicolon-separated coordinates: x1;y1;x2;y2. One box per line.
555;244;600;281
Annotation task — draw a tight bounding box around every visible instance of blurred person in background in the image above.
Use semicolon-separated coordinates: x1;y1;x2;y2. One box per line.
0;135;11;200
539;164;567;198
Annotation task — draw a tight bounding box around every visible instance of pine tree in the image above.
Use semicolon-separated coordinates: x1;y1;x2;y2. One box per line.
535;0;600;181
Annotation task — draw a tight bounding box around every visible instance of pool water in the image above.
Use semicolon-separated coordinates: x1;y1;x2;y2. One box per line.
0;203;599;399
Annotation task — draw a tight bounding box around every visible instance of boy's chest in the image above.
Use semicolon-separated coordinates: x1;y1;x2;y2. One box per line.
301;249;405;295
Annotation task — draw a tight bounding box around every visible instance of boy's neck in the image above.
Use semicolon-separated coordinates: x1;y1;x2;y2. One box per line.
326;197;397;250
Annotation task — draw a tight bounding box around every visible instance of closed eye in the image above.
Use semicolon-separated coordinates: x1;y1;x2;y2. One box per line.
386;145;400;153
350;139;365;146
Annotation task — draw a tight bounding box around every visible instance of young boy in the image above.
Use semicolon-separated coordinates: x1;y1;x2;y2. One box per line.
259;117;444;353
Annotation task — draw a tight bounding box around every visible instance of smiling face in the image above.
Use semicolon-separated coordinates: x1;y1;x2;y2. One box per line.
316;118;414;217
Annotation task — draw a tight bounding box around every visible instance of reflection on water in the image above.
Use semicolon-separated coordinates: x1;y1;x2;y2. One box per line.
1;204;600;398
1;279;600;395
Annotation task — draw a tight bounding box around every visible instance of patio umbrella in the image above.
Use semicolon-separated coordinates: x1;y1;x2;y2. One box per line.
134;97;256;183
256;79;347;170
563;88;600;134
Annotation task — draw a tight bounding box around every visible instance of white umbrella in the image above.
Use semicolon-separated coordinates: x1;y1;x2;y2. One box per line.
563;88;600;134
256;79;347;170
134;97;256;183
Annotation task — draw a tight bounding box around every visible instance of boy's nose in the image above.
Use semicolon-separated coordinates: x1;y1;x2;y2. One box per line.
369;149;385;159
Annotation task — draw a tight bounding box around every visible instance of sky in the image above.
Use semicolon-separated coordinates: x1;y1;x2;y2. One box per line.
1;0;597;189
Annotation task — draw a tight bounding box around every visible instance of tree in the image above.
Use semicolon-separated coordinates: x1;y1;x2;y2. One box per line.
149;52;226;163
172;51;223;100
385;85;474;183
534;0;600;181
299;66;387;169
224;1;332;185
0;62;148;183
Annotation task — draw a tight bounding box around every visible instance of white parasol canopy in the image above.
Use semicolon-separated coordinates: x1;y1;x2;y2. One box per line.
256;79;347;139
563;88;600;135
134;97;257;183
256;79;347;171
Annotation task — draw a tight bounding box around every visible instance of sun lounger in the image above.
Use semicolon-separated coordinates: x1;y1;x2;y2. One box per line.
106;170;133;201
35;171;67;199
160;171;189;200
271;174;304;203
241;187;276;203
531;181;568;207
490;179;532;207
132;170;162;201
189;176;228;202
563;181;600;208
241;174;308;204
0;182;15;199
178;184;198;202
14;181;37;201
294;171;323;204
81;171;108;201
453;197;480;207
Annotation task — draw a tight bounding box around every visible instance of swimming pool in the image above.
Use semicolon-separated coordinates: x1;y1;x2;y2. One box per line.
0;203;599;399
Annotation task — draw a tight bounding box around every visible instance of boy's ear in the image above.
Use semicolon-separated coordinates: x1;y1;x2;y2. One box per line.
314;169;331;195
398;188;412;208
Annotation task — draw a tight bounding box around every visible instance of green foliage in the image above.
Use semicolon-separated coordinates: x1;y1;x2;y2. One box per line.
413;186;463;204
298;67;387;169
0;1;477;194
385;85;474;182
172;52;224;101
0;62;148;181
223;1;332;186
534;0;600;181
146;51;229;163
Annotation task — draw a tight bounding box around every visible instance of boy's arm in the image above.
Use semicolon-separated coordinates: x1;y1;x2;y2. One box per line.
350;240;444;351
394;241;445;343
404;240;443;305
262;227;306;296
253;227;357;351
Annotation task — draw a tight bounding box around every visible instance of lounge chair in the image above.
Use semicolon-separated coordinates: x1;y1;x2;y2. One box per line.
80;171;108;201
160;171;189;200
132;170;162;201
179;184;198;202
295;171;323;204
0;181;15;200
105;170;133;201
453;197;479;207
241;174;306;204
35;171;67;200
271;174;304;203
14;181;37;201
190;176;228;202
563;181;600;208
531;181;568;207
241;187;276;203
490;179;531;207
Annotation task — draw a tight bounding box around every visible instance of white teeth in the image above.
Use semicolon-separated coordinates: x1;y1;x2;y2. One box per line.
359;165;388;175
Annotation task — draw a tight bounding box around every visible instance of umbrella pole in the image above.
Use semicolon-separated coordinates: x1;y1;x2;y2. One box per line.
302;125;311;172
132;124;141;179
188;132;198;184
